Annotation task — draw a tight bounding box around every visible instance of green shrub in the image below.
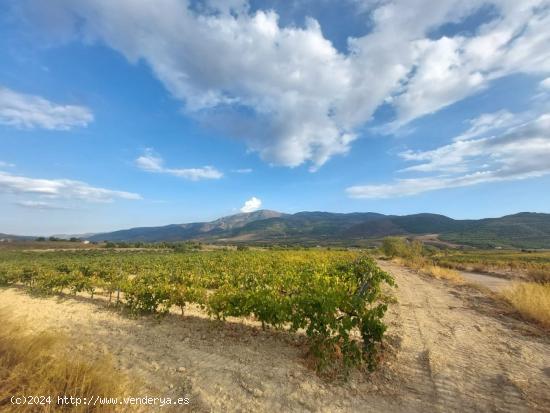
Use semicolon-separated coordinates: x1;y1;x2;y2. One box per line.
381;237;423;260
124;274;171;315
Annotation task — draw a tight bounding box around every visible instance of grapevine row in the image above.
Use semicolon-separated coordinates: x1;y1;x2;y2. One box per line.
0;250;395;374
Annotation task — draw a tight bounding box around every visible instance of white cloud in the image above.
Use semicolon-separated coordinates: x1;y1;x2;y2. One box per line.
399;110;531;173
135;150;164;172
348;112;550;198
0;161;15;168
240;196;262;213
166;166;222;180
0;171;141;202
387;0;550;127
0;86;93;130
135;149;223;181
452;110;522;142
16;0;550;166
232;168;253;174
541;77;550;90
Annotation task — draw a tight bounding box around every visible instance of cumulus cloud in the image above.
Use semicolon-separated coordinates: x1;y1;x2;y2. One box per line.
135;150;164;172
135;149;223;181
232;168;253;174
541;77;550;90
0;86;93;130
347;112;550;198
240;196;262;213
386;0;550;127
0;171;141;202
15;0;550;167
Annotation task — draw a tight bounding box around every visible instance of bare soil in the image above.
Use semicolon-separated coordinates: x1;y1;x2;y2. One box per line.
1;261;548;412
458;270;513;292
378;261;549;412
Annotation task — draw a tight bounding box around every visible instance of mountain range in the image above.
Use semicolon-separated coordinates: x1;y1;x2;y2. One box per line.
85;210;550;249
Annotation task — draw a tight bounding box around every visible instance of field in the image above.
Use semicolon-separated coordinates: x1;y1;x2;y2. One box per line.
1;244;549;411
0;248;395;376
380;238;550;329
431;249;550;282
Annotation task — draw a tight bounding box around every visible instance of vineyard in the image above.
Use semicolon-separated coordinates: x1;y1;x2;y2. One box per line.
431;249;550;282
0;249;394;375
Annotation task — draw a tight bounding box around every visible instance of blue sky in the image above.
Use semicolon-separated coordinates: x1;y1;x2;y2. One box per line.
1;0;550;235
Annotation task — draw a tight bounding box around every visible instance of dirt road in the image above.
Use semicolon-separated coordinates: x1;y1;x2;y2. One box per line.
458;270;512;292
1;262;549;412
378;261;550;412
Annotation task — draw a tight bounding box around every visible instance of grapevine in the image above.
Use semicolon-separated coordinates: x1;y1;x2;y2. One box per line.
0;249;395;375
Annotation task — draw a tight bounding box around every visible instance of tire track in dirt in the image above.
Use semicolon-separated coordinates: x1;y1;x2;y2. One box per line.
380;261;550;413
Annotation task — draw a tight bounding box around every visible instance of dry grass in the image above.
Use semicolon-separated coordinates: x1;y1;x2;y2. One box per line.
420;265;464;283
431;250;550;280
394;257;465;283
526;267;550;284
0;308;138;412
501;283;550;329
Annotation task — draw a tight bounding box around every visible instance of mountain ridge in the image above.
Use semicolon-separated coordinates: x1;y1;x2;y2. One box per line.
84;210;550;249
87;210;285;243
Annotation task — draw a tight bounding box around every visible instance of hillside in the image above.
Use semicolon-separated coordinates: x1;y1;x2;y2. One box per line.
88;210;285;242
439;213;550;249
85;211;550;249
0;233;34;241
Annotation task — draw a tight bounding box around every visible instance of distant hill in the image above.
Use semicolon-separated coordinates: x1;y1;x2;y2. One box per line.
0;233;34;241
51;233;97;240
84;210;550;249
439;212;550;249
88;210;285;243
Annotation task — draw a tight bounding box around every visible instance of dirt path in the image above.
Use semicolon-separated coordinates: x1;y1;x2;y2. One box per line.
379;261;550;412
458;270;513;292
1;263;549;412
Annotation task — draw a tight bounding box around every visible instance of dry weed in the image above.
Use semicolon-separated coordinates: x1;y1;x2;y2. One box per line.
421;265;464;283
394;257;464;283
0;309;138;412
526;267;550;284
501;283;550;329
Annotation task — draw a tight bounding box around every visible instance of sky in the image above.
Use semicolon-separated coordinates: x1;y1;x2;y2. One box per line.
1;0;550;235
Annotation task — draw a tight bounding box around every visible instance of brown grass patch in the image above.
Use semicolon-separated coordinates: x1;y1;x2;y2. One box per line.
0;309;139;412
501;283;550;329
526;267;550;284
420;265;464;283
393;257;465;283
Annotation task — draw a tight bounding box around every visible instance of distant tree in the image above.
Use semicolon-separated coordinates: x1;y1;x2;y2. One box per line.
69;237;79;242
381;237;423;260
172;243;189;253
35;237;46;242
381;237;399;258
